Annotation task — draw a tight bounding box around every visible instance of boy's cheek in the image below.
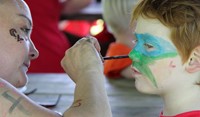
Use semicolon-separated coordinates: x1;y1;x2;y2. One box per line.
149;59;172;79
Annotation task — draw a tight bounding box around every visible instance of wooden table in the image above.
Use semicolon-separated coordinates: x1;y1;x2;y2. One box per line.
26;73;163;117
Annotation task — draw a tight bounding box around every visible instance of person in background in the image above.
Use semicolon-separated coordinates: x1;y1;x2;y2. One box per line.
25;0;93;72
129;0;200;116
102;0;139;79
0;0;112;116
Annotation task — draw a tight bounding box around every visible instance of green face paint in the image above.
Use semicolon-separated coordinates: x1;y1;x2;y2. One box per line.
129;33;178;87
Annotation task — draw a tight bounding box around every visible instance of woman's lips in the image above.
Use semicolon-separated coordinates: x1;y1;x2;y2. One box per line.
23;62;30;72
23;63;28;68
23;62;30;68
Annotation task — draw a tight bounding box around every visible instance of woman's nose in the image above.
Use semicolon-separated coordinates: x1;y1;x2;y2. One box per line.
29;40;39;60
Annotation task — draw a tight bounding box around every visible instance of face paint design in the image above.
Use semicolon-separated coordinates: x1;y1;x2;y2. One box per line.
10;28;27;43
129;33;178;87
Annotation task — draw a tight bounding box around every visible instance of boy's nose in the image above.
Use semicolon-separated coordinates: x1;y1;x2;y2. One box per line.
129;50;141;62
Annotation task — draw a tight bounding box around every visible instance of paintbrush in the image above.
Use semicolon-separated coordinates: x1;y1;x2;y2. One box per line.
103;55;129;60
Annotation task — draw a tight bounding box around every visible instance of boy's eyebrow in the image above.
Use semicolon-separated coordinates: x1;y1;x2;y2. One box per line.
17;14;32;27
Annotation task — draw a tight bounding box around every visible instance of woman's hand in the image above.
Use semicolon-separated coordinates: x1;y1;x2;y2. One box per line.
61;36;103;83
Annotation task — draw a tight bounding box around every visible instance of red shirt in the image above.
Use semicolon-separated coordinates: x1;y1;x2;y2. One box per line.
160;111;200;117
25;0;70;72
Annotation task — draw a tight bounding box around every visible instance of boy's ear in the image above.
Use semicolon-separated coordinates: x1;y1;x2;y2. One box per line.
185;46;200;73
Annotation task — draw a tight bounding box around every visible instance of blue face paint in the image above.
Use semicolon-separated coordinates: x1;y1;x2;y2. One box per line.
129;33;178;87
134;33;177;57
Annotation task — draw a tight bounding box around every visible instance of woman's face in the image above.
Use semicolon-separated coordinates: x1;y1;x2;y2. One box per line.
129;17;185;94
0;0;39;88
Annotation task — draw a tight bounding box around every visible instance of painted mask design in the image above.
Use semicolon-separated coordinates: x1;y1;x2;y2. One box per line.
129;33;178;87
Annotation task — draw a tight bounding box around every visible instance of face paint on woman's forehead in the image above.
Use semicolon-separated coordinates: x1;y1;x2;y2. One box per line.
129;33;178;87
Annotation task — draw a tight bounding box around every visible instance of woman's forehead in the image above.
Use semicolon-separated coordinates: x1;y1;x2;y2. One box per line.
0;0;29;13
0;0;32;22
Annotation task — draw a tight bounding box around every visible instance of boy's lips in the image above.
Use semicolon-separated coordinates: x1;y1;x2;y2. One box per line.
131;66;141;75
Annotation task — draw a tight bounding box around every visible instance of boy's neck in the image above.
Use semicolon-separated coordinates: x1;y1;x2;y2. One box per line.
161;86;200;116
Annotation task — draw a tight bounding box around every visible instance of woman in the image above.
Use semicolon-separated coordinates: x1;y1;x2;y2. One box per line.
0;0;111;117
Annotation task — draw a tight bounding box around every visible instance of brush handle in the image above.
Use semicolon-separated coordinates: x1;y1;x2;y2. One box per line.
103;55;129;60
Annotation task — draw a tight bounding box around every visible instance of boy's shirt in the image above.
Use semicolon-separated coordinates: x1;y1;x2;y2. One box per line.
160;111;200;117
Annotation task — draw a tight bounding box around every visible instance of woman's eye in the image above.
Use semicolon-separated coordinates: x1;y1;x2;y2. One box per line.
21;28;30;34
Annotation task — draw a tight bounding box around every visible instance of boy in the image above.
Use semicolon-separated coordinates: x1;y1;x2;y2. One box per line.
129;0;200;116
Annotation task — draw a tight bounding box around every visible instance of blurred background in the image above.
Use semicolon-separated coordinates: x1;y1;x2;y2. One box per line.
60;0;115;56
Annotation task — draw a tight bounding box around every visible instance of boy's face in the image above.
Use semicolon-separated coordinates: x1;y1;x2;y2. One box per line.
129;17;185;94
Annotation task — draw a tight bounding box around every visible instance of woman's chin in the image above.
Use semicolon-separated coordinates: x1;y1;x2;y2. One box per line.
17;86;27;93
15;68;29;88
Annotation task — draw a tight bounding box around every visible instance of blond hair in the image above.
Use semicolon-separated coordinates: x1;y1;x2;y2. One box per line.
102;0;138;35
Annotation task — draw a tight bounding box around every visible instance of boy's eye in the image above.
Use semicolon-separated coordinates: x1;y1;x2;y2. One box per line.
132;39;138;45
144;43;155;51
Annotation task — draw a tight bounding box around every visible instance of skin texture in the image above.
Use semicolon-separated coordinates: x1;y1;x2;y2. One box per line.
0;0;112;117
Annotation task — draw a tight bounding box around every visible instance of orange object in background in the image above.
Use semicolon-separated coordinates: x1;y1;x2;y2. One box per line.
104;43;132;78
